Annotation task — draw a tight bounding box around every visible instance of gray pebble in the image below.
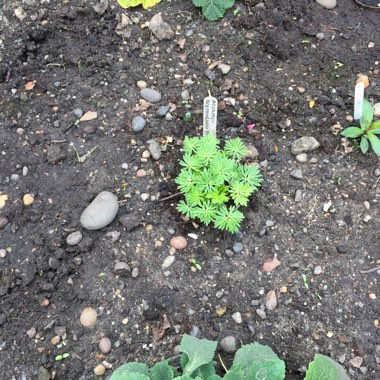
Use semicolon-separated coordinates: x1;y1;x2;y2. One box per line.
204;69;216;81
132;116;146;132
291;168;303;180
215;291;223;299
181;90;190;101
114;262;131;277
190;325;201;338
295;189;302;202
232;242;243;253
148;140;162;160
185;29;193;37
157;106;169;117
374;168;380;177
265;220;274;227
80;191;119;230
291;136;320;155
256;309;266;319
119;213;141;231
121;163;129;170
232;311;242;324
11;174;20;182
66;231;83;246
99;337;112;354
48;257;60;270
73;257;82;266
220;336;238;353
140;88;162;103
132;268;139;278
74;108;83;118
316;33;325;40
165;112;173;121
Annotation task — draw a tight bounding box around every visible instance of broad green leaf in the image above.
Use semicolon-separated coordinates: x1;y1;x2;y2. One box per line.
206;375;223;380
223;372;244;380
175;376;202;380
193;362;216;378
230;343;285;380
117;0;161;9
305;354;350;380
192;0;235;21
151;360;174;380
367;132;380;156
340;127;363;138
179;335;218;375
110;362;150;379
111;372;150;380
360;136;369;154
359;99;373;130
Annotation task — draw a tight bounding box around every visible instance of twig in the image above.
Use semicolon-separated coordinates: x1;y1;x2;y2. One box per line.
360;266;380;274
157;193;181;202
218;354;229;373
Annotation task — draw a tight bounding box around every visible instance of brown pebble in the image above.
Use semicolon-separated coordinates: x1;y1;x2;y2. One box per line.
265;290;277;310
94;364;106;376
0;217;8;229
26;327;37;338
170;236;188;250
136;169;147;178
50;335;61;345
99;337;112;354
23;193;34;206
80;307;97;327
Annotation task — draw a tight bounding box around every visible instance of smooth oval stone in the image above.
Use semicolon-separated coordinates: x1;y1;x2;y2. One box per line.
132;116;146;133
316;0;336;10
140;88;162;103
80;191;119;230
80;307;97;327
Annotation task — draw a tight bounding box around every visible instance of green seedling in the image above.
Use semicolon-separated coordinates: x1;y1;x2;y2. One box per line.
175;135;262;233
190;258;202;271
110;334;349;380
193;0;235;21
55;353;69;361
233;110;244;120
70;142;98;163
302;274;309;290
341;99;380;156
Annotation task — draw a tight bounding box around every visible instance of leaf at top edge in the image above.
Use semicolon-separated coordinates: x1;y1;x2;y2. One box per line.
360;99;374;130
179;335;218;375
305;354;350;380
193;0;235;21
223;371;244;380
117;0;141;9
142;0;161;9
367;132;380;156
110;362;150;379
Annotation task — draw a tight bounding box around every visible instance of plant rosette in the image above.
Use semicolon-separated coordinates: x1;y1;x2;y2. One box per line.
341;99;380;156
175;135;262;234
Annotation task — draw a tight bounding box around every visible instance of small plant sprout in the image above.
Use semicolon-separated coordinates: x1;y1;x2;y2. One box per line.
302;274;309;290
341;99;380;156
55;353;70;361
70;142;98;163
176;135;262;233
190;258;202;271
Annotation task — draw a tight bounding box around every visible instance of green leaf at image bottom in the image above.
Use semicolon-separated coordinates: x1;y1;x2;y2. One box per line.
110;362;150;380
305;354;350;380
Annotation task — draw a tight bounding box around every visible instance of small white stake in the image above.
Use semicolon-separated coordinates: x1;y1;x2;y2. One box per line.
354;81;364;120
203;91;218;136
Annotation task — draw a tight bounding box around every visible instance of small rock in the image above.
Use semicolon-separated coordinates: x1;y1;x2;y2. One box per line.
170;236;188;250
220;336;238;353
265;220;274;227
316;32;325;40
157;105;169;116
291;169;303;180
204;69;216;81
14;7;27;21
162;255;175;269
132;116;146;132
80;307;97;327
0;217;9;229
66;231;83;246
142;150;151;159
0;249;7;259
136;169;147;177
132;268;139;278
141;193;149;201
190;325;201;338
165;112;173;121
363;215;372;223
37;367;51;380
140;88;162;103
316;0;337;10
295;189;302;202
94;364;106;376
54;326;66;337
232;242;243;254
232;311;242;324
336;244;349;254
47;145;65;164
99;337;112;354
121;163;129;170
245;145;259;160
296;153;307;163
137;80;147;89
50;335;61;345
314;266;323;275
265;290;277;310
114;262;131;277
256;309;266;319
291;137;320;155
373;103;380;117
48;257;60;270
349;356;363;368
181;90;190;101
22;166;28;176
80;191;119;230
23;194;34;206
148;140;162;160
26;327;37;338
374;168;380;177
149;13;174;40
218;63;231;74
323;201;332;212
119;213;140;231
74;108;84;118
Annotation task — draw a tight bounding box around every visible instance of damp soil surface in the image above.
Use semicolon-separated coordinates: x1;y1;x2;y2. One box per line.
1;0;380;379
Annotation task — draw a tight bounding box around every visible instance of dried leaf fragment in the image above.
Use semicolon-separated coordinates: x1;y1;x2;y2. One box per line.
152;314;170;342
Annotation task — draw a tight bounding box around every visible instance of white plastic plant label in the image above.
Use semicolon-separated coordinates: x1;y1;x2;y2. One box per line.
203;94;217;136
354;81;364;120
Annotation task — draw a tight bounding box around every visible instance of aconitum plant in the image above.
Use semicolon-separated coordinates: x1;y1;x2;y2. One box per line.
175;135;262;233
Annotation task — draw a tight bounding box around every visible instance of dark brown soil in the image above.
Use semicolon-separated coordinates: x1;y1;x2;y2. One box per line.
1;0;379;379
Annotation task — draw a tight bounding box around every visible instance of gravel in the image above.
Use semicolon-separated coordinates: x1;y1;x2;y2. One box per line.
220;336;238;353
132;116;146;132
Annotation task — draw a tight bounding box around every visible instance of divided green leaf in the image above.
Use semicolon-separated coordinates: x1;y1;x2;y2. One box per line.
305;354;350;380
110;362;150;380
192;0;235;21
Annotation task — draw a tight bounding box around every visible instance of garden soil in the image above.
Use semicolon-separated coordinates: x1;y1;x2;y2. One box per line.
0;0;379;379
